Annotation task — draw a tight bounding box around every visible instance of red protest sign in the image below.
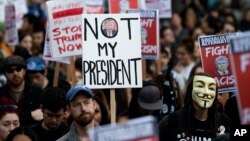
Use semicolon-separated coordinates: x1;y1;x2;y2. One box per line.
199;34;236;93
230;33;250;124
85;0;104;14
109;0;139;13
127;9;159;59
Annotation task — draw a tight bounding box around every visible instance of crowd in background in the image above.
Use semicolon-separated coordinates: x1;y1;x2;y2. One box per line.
0;0;250;141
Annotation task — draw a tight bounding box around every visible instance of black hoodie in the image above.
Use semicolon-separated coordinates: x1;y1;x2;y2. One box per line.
158;73;230;141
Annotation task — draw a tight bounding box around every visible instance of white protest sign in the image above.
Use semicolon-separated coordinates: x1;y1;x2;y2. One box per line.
5;2;19;46
141;0;172;18
82;14;142;89
0;0;27;28
89;116;159;141
0;0;7;22
84;0;104;14
12;0;27;29
43;26;70;64
46;0;84;58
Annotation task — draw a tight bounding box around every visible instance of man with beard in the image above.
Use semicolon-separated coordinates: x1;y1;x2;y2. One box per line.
32;87;69;141
57;84;99;141
159;73;230;141
0;55;44;126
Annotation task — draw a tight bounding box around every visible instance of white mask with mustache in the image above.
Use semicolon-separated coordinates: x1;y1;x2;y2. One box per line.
192;75;216;109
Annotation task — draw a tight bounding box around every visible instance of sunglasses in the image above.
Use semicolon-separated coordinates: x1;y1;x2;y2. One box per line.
5;66;23;73
0;105;18;111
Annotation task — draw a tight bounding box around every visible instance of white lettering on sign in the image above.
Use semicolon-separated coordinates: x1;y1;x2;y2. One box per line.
205;45;229;57
215;75;234;87
141;19;154;28
232;37;250;53
240;53;250;73
142;45;157;54
201;35;229;46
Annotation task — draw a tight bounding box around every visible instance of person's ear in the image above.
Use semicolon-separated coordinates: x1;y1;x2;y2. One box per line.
45;69;48;76
66;105;71;115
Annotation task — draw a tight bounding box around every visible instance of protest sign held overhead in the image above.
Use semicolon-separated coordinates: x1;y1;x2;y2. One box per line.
82;13;142;89
43;26;70;64
230;32;250;124
127;9;159;59
109;0;139;13
141;0;172;18
0;0;27;28
89;116;159;141
199;34;236;93
5;1;18;46
85;0;104;14
46;0;84;58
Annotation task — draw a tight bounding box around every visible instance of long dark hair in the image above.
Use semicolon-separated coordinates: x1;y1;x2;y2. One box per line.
6;127;38;141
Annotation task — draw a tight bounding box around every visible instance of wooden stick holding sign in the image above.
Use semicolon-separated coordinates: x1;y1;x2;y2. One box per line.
110;89;116;125
69;57;77;86
142;59;147;80
53;62;60;87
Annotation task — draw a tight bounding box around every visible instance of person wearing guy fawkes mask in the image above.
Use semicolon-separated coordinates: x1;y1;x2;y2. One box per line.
159;73;230;141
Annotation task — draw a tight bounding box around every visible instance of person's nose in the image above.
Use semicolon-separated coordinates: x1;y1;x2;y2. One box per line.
9;124;15;131
13;70;18;75
80;103;87;111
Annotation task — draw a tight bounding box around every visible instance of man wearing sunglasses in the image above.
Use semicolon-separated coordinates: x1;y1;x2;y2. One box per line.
0;55;44;126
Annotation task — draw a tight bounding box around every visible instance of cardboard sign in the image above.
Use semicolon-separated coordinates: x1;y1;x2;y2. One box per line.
85;0;104;14
127;9;159;59
0;0;27;28
230;32;250;124
109;0;139;13
5;2;19;46
12;0;28;29
89;116;159;141
43;26;70;64
199;34;236;93
0;0;7;22
46;0;84;58
141;0;171;18
82;13;142;89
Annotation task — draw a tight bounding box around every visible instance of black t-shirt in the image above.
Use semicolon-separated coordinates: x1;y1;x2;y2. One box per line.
190;116;214;141
32;123;69;141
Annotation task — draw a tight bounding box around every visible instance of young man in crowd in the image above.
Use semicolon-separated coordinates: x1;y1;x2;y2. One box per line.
57;84;99;141
0;55;44;126
32;87;69;141
26;56;70;91
159;73;230;141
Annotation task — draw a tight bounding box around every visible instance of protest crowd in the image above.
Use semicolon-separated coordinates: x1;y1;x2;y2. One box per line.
0;0;250;141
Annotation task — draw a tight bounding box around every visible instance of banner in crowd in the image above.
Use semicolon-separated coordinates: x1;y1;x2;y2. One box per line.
5;2;19;46
109;0;139;13
89;116;159;141
0;0;27;28
141;0;172;18
85;0;104;14
199;34;236;93
82;13;142;89
127;9;159;59
43;26;70;64
46;0;84;58
230;32;250;124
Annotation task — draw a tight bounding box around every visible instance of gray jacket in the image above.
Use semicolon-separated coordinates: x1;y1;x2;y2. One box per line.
56;121;100;141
